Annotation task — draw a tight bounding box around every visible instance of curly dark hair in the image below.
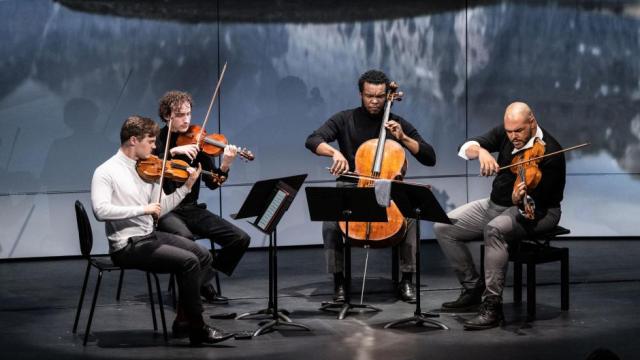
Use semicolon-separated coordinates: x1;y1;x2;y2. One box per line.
358;70;390;92
158;90;193;122
120;115;160;144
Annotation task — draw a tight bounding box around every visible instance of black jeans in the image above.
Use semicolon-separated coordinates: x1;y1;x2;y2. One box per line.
157;203;250;277
110;231;212;325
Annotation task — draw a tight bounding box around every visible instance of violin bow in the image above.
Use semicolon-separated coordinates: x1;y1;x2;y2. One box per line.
498;142;590;171
197;61;228;149
326;168;432;189
102;68;134;133
154;118;174;227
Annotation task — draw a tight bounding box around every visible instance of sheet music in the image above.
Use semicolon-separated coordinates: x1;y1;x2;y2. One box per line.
257;189;287;230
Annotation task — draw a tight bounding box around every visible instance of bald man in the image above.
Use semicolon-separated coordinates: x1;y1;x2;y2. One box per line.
434;102;566;330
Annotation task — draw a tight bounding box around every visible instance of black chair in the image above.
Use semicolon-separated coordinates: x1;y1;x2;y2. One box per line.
480;225;570;320
71;200;168;346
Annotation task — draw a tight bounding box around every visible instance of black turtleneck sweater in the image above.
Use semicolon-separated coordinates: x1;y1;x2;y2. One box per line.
305;107;436;173
154;126;228;206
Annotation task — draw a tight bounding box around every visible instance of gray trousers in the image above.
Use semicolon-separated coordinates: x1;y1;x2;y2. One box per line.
323;218;417;274
433;198;560;297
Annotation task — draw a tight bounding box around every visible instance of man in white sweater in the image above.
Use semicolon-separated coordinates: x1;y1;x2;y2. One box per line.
91;115;234;345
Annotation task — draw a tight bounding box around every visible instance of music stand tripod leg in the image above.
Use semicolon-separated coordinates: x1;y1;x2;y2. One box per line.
319;216;381;319
252;229;310;336
385;208;448;330
236;233;292;322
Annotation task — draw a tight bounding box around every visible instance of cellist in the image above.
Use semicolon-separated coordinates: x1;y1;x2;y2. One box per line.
305;70;436;303
433;102;566;330
153;90;250;311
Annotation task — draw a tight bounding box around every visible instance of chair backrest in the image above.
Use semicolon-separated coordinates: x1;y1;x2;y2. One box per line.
74;200;93;258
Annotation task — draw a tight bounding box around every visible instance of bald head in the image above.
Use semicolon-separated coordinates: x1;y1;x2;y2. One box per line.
504;102;537;149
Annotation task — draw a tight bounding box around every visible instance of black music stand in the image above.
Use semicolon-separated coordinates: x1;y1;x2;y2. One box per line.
384;182;451;330
231;174;311;336
305;187;387;320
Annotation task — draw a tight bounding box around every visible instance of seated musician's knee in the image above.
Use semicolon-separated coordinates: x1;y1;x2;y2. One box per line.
237;230;250;249
433;222;452;241
483;225;506;248
181;253;201;274
200;249;213;268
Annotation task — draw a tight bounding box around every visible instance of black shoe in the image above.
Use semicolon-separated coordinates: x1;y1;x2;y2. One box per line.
201;284;229;305
398;279;417;303
189;324;235;345
441;285;484;311
172;320;189;339
333;283;346;303
463;295;504;330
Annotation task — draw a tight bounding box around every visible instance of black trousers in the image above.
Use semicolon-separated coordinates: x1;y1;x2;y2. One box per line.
110;231;211;325
157;203;250;277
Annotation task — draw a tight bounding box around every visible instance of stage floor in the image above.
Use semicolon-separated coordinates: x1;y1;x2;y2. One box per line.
1;240;639;359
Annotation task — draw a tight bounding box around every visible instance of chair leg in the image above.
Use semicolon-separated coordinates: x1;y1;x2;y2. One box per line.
214;270;222;296
561;249;569;311
391;245;399;286
83;270;104;346
146;272;158;331
479;244;485;279
526;261;536;321
209;241;223;295
116;269;125;301
168;273;177;310
73;262;92;333
514;261;523;304
153;273;169;343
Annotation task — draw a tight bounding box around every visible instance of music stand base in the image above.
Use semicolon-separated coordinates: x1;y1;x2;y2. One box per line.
320;301;382;320
236;307;292;322
384;312;449;330
253;319;311;337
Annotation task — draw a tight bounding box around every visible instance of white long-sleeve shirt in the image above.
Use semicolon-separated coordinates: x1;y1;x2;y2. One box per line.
91;150;190;253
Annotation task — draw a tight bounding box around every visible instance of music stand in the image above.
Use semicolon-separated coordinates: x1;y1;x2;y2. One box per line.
231;174;311;336
384;182;451;330
305;187;387;320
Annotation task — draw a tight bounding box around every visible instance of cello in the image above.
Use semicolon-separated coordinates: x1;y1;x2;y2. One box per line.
338;82;407;247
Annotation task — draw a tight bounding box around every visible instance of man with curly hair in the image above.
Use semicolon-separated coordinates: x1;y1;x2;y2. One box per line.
154;91;250;313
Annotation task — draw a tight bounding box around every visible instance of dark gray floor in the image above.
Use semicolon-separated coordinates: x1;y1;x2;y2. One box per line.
1;240;639;359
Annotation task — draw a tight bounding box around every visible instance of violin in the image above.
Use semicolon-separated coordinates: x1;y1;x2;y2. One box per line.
136;155;226;185
510;138;545;220
176;125;255;161
338;81;407;247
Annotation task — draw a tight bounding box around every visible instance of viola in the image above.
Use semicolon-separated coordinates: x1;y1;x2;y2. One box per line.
176;125;255;161
136;155;226;185
510;138;545;220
